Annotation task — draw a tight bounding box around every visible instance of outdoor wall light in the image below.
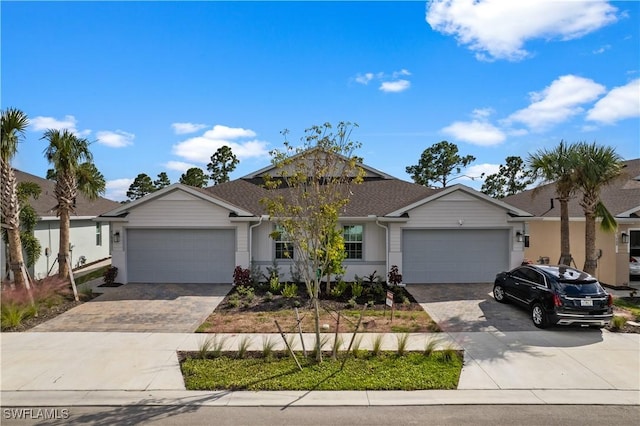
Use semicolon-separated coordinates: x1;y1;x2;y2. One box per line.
621;232;629;244
515;231;524;242
113;232;120;243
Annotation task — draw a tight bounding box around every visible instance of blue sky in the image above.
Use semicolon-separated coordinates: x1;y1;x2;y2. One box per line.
2;0;639;201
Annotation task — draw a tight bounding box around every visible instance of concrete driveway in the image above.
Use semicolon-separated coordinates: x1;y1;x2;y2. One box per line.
31;283;231;333
407;283;539;332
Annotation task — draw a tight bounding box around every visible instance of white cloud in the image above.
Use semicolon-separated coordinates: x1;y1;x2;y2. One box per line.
354;70;411;93
466;163;500;179
105;178;133;202
96;130;134;148
202;125;256;140
164;160;200;172
355;72;375;85
506;75;606;131
471;108;494;119
171;122;208;135
442;120;506;146
31;115;78;132
379;79;411;93
392;69;411;78
172;125;268;164
592;44;611;54
426;0;618;61
586;79;640;124
30;115;92;137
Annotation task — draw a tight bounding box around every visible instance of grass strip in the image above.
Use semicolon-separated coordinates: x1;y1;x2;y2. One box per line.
181;351;462;391
614;298;640;320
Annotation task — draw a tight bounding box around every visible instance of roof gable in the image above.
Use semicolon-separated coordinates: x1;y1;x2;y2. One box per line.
240;148;396;180
387;184;533;217
99;183;255;218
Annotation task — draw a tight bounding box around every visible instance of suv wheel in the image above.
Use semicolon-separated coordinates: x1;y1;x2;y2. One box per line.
493;284;507;303
531;303;548;329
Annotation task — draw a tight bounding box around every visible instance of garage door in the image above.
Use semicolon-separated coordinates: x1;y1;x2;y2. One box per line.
126;229;235;283
402;229;509;284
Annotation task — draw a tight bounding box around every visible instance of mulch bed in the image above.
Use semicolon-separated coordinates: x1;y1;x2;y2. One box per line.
2;298;88;332
97;282;124;288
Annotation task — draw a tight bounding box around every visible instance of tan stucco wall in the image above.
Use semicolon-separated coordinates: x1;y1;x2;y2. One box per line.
524;220;635;286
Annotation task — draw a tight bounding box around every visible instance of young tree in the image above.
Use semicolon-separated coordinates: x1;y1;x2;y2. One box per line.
127;173;156;200
528;141;579;266
179;167;208;187
207;145;239;185
481;156;534;199
42;129;105;279
406;141;476;188
261;122;365;362
573;142;624;275
154;172;171;189
1;107;30;288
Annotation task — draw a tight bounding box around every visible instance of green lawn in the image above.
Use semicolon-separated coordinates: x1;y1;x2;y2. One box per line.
181;351;462;391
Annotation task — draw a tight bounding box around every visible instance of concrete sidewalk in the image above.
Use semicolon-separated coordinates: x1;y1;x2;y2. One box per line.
1;330;639;406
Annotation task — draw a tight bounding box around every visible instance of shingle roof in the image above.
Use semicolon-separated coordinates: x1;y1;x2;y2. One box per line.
203;176;439;217
502;158;640;218
15;169;121;218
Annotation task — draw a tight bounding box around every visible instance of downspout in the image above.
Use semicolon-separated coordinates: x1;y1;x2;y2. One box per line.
374;216;389;285
249;215;269;266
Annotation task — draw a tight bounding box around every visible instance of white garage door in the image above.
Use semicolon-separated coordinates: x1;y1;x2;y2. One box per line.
126;228;235;283
402;229;509;284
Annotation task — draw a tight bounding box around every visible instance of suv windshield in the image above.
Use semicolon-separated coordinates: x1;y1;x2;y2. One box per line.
557;282;602;296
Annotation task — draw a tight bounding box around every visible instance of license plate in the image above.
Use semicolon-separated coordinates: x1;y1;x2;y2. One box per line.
581;299;593;307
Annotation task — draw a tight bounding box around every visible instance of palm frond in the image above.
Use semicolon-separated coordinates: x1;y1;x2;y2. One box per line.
595;201;617;233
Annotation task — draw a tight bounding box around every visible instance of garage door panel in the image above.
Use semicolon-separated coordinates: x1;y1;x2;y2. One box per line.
403;229;508;284
127;229;235;283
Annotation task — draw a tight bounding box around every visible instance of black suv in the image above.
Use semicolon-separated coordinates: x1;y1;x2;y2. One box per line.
493;264;613;329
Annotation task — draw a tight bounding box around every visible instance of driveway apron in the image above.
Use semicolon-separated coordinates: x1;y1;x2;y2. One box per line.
30;283;231;333
407;283;538;332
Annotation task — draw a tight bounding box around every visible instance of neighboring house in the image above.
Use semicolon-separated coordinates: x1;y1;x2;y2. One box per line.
1;170;120;280
503;158;640;287
99;155;533;285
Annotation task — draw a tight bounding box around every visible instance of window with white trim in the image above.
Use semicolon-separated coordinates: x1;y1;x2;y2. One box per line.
343;225;363;260
274;225;293;259
96;222;102;246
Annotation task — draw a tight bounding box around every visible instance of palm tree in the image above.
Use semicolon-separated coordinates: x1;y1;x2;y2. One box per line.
1;108;30;288
527;141;579;266
573;142;624;275
42;129;105;279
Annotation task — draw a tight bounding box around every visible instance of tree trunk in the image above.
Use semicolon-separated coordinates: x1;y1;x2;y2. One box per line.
583;210;598;275
58;207;70;279
1;160;26;288
313;296;322;363
7;227;26;288
558;198;572;266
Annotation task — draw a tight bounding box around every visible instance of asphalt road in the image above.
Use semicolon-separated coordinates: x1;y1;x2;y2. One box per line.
3;405;639;426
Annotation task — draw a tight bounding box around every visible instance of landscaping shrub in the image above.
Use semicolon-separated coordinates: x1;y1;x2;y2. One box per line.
388;265;402;286
269;275;281;293
610;315;627;330
281;282;298;298
103;266;118;285
233;266;252;287
350;280;364;298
